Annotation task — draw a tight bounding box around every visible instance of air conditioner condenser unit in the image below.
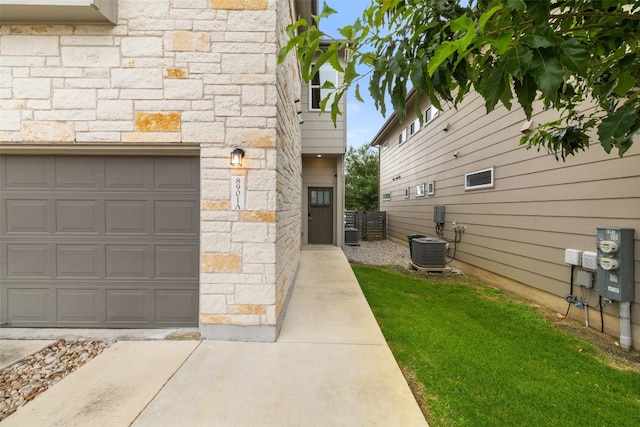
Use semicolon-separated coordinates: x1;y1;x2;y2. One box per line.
411;237;447;268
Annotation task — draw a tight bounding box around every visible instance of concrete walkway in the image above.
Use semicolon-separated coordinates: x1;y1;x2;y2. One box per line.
1;246;427;426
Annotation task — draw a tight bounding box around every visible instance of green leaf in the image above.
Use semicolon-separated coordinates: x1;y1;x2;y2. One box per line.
492;32;514;55
482;61;507;113
614;72;636;97
521;35;560;48
557;39;589;75
514;74;537;119
354;83;363;103
507;0;525;11
504;46;533;79
529;48;564;105
428;42;457;76
479;5;502;34
316;2;337;21
598;104;635;153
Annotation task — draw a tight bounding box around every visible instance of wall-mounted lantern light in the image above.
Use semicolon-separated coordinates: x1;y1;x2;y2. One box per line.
230;147;245;166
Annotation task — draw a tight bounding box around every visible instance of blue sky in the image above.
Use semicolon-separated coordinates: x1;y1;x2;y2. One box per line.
318;1;389;149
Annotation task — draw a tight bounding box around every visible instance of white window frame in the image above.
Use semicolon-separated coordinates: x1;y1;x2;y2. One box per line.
309;63;338;111
382;192;391;201
416;183;425;197
398;128;407;145
465;167;494;190
382;140;389;151
425;105;439;124
427;181;435;196
409;118;420;136
405;187;410;199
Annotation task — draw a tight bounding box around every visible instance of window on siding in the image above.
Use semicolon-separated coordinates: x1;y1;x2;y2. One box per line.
310;64;337;111
398;128;407;145
425;105;439;124
382;140;389;151
465;167;494;190
382;192;391;201
409;118;420;136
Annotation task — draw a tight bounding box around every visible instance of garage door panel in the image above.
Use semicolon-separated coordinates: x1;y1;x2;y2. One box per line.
154;157;199;190
56;200;102;233
7;288;51;322
57;289;104;323
106;200;149;234
156;289;198;324
105;157;153;190
155;245;198;278
1;155;199;328
6;244;50;278
106;245;149;278
106;289;151;323
56;245;102;278
5;199;50;233
55;157;104;190
2;155;50;190
155;201;198;234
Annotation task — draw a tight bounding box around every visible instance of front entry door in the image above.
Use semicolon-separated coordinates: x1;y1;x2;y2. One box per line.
308;187;333;244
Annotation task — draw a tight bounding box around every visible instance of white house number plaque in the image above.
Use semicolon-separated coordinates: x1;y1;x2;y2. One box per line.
231;176;245;210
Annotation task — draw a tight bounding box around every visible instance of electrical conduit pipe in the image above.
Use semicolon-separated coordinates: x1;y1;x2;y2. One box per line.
620;302;632;351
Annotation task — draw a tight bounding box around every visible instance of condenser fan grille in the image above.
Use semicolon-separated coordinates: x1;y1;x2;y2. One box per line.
411;237;447;268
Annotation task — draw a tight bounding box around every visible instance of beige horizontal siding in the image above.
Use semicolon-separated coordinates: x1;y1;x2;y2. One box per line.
376;90;640;334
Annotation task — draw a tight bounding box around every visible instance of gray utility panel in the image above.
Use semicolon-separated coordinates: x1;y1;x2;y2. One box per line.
0;155;200;328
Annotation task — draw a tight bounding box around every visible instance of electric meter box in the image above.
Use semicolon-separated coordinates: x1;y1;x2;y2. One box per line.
596;227;634;302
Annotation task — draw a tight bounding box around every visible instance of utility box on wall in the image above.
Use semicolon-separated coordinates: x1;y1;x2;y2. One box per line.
596;227;634;302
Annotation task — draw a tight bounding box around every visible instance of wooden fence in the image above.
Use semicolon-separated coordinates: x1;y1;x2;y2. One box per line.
345;211;387;241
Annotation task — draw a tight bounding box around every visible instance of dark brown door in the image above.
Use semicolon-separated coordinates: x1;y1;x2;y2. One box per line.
308;187;333;244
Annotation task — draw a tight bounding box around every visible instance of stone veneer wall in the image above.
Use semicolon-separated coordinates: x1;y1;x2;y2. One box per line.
0;0;303;341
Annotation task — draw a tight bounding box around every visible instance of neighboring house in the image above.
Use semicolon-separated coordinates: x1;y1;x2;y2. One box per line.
0;0;344;342
371;90;640;350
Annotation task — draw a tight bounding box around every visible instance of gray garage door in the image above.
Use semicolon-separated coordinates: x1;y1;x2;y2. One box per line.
0;155;199;328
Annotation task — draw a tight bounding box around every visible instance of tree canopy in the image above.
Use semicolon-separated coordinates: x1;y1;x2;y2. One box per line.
345;144;379;211
280;0;640;159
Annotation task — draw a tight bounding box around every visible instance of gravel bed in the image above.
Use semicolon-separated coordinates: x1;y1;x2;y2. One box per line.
343;239;413;267
0;339;109;421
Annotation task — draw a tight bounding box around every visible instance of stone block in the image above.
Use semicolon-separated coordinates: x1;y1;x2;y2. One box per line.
21;121;74;142
242;85;265;105
228;304;266;315
112;68;163;89
214;96;240;116
0;110;21;131
240;211;276;223
182;121;224;143
200;294;227;313
120;37;163;57
227;10;275;31
201;253;242;273
167;31;211;52
13;78;51;99
97;100;133;120
164;68;188;79
134;111;181;132
61;47;120;67
234;284;275;305
243;243;276;264
210;0;267;10
60;35;114;46
52;89;96;109
227;128;275;148
0;35;58;56
247;170;276;191
221;54;266;74
232;222;269;242
122;132;181;143
164;79;203;99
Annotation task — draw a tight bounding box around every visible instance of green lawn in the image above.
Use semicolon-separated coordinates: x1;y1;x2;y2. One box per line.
352;265;640;427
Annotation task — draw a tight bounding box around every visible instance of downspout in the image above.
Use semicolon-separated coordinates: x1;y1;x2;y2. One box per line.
620;302;632;351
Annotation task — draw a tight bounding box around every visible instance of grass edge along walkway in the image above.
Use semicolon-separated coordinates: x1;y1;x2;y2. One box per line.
352;265;640;427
